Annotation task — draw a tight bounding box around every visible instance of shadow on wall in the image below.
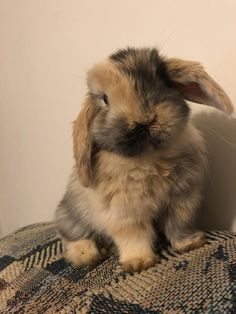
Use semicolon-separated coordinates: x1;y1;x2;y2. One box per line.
191;106;236;232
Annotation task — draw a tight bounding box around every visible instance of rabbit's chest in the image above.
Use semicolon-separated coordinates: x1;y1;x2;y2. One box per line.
94;152;171;211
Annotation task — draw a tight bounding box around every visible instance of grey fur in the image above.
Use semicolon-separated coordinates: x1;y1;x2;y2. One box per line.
54;47;232;271
56;170;113;250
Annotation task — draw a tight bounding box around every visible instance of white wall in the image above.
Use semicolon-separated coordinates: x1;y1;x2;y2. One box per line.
0;0;236;237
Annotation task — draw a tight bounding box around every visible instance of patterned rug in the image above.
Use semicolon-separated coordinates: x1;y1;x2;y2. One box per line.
0;223;235;313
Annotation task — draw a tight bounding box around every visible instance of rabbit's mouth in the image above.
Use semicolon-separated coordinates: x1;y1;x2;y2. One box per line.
96;124;165;157
118;122;167;156
93;115;170;157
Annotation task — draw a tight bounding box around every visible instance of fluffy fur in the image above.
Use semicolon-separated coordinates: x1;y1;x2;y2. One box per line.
55;48;233;272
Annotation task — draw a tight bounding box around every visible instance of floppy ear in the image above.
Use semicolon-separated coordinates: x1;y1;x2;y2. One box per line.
165;58;234;114
73;99;98;187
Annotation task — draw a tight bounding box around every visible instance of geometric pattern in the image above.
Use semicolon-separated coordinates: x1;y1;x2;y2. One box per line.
0;223;235;313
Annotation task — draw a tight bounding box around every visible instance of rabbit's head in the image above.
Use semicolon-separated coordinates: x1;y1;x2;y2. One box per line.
73;48;233;186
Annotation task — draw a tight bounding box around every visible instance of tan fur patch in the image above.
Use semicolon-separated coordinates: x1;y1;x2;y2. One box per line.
121;255;158;273
165;57;234;114
73;100;98;187
111;222;158;273
172;232;205;253
88;60;152;125
65;239;103;266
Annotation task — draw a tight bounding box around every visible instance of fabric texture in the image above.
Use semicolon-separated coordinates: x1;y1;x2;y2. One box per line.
0;223;235;313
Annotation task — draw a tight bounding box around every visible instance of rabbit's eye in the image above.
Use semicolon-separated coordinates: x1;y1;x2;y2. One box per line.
102;94;109;105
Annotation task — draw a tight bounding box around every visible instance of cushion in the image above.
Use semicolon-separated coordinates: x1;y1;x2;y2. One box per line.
0;223;235;313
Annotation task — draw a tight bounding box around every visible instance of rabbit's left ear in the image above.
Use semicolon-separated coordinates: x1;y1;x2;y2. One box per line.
73;99;98;187
165;58;234;114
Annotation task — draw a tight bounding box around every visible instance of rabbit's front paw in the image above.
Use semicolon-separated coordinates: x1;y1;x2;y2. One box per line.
173;232;205;253
121;255;159;273
65;239;105;266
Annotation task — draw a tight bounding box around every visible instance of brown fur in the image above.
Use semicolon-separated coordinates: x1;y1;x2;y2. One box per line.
73;99;98;187
121;256;158;273
65;239;105;265
88;60;154;124
165;58;234;114
172;232;205;253
55;48;233;272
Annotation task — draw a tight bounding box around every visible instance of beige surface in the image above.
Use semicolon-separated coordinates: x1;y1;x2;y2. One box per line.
0;0;236;236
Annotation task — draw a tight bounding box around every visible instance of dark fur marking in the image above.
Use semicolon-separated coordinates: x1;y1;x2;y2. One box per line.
93;114;164;157
110;47;174;107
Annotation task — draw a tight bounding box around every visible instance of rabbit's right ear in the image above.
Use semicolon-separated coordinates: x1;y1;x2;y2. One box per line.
165;58;234;114
73;99;98;187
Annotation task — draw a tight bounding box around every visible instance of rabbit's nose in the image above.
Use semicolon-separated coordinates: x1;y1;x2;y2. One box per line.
135;118;155;127
135;123;149;130
133;122;150;137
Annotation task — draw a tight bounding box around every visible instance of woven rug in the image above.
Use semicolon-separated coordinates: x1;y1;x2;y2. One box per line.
0;223;235;313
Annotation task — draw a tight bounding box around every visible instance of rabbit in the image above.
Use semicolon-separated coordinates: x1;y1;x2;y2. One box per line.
55;47;233;272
